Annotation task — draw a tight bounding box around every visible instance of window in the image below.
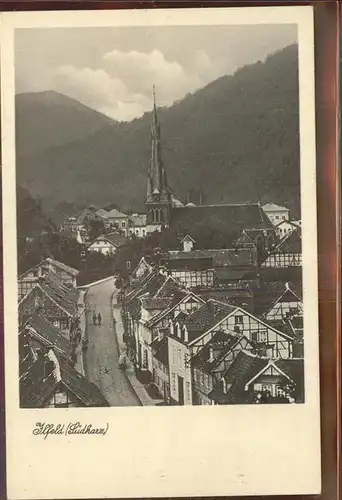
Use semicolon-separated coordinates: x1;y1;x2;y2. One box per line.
251;331;259;342
235;315;243;325
171;373;176;392
282;215;286;220
122;221;126;228
259;331;267;343
276;386;284;397
126;261;131;270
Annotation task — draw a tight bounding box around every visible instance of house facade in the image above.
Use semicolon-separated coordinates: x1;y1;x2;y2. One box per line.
262;203;290;225
18;258;79;301
87;232;127;256
274;220;299;239
261;230;302;268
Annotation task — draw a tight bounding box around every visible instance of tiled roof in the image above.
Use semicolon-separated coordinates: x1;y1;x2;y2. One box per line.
38;276;78;316
209;350;268;404
46;258;79;277
267;319;295;338
258;267;303;289
248;280;298;317
165;248;256;266
141;297;172;311
23;313;72;358
58;355;109;406
20;350;109;408
154;275;183;298
171;203;272;245
181;300;236;343
275;358;304;387
19;275;78;319
191;331;239;372
273;229;302;253
105;208;128;218
145;290;187;328
90;232;127;248
19;333;36;378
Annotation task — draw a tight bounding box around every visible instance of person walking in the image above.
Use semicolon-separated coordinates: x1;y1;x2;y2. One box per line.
97;312;102;327
92;312;97;325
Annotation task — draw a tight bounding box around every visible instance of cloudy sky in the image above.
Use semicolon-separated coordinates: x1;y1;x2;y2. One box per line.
15;25;297;122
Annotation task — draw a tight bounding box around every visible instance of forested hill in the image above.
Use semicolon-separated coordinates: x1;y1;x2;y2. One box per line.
16;43;300;217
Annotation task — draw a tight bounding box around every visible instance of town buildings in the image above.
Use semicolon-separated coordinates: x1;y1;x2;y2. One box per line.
116;92;304;406
18;257;79;301
17;257;109;408
87;232;127;255
262;203;290;225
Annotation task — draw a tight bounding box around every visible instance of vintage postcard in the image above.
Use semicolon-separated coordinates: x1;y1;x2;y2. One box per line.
1;6;321;499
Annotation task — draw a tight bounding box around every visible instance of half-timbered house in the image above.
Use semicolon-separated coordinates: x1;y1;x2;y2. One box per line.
18;274;78;334
261;229;302;268
208;350;304;405
20;347;109;408
167;299;295;405
18;257;79;300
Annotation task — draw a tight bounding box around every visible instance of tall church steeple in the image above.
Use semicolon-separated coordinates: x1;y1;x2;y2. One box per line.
146;86;171;229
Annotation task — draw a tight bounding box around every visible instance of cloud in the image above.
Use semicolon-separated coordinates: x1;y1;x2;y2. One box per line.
44;48;227;121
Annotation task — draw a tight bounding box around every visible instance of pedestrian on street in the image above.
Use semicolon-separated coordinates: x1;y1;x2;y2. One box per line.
98;312;102;327
92;312;97;325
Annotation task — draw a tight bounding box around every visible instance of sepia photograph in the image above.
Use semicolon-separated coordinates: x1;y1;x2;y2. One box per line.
15;22;304;408
2;7;321;499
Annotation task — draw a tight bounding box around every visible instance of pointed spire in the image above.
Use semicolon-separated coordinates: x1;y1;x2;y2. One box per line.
146;85;171;210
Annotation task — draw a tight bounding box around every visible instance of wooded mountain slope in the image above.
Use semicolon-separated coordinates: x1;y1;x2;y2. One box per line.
16;44;300;217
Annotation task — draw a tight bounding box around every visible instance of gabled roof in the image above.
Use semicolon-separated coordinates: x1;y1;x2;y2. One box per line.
208;350;268;404
105;208;128;219
187;301;294;347
248;280;302;317
88;232;127;248
141;297;172;311
20;350;109;408
273;229;302;253
19;275;77;318
181;234;196;243
171;203;272;245
19;257;79;280
274;220;298;229
191;331;238;372
146;290;205;328
275;358;304;387
264;283;302;317
262;203;289;212
22;313;72;358
178;300;237;343
165;248;256;267
154;274;184;298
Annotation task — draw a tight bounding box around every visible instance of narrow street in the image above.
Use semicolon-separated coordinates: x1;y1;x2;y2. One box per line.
83;277;141;406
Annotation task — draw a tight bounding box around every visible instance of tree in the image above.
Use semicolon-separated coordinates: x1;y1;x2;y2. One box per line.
86;219;106;240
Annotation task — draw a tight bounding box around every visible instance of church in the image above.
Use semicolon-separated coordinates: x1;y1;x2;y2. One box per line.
145;89;274;248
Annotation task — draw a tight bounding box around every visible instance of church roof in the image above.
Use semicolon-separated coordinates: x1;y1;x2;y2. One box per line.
170;203;272;245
